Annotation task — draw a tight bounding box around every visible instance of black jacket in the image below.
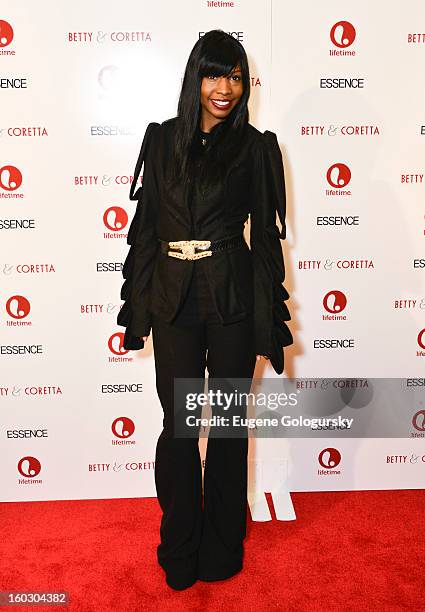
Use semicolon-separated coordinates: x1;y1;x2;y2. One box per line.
117;117;293;374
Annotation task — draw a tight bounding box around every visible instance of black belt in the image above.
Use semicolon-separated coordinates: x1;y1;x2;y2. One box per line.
158;233;245;260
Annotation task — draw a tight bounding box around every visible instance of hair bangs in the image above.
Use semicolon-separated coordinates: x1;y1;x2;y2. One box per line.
198;39;242;78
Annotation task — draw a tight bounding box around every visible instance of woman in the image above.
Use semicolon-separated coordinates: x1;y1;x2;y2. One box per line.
117;29;293;590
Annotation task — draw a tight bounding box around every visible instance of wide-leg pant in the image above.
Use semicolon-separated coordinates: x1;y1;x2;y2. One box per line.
151;259;257;582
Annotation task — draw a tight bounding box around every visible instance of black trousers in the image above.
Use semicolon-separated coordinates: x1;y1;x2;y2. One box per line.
151;259;257;581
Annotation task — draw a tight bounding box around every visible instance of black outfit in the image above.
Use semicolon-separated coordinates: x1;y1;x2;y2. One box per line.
117;117;293;374
117;117;293;588
152;265;256;587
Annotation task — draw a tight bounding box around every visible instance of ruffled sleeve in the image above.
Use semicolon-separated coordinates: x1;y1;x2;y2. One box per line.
249;130;293;374
117;121;161;350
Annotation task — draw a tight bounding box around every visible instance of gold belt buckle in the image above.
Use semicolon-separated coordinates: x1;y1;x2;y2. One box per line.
168;239;212;260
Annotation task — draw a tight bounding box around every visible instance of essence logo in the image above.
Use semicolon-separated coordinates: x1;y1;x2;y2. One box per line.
96;262;123;272
111;417;136;445
412;410;425;437
103;206;128;238
316;216;359;228
417;328;425;356
322;290;347;321
199;30;243;41
90;126;134;136
0;165;23;198
413;259;425;269
108;332;133;363
17;456;43;484
326;163;352;196
329;21;356;55
0;20;15;54
5;295;32;326
319;78;364;89
0;220;36;231
0;78;28;89
0;344;43;356
318;447;342;475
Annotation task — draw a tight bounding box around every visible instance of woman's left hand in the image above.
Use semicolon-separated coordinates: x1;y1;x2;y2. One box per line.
256;355;269;361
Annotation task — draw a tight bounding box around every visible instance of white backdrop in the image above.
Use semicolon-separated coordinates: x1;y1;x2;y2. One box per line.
1;1;425;513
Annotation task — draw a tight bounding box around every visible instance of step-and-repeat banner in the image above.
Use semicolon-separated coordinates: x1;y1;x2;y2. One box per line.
1;1;424;511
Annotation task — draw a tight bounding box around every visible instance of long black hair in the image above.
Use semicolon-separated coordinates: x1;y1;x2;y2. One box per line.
168;29;251;188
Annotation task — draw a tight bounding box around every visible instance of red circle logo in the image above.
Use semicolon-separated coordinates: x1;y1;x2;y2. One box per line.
108;332;129;355
0;165;23;191
112;417;136;438
6;295;31;319
318;448;341;469
323;290;347;314
412;410;425;432
330;21;356;48
326;163;351;188
103;206;128;231
0;20;14;47
18;456;41;478
417;328;425;350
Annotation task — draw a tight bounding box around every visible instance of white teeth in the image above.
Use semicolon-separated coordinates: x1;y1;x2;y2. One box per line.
212;99;230;106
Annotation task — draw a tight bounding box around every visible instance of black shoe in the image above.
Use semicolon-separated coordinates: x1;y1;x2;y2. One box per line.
198;564;242;582
165;571;198;591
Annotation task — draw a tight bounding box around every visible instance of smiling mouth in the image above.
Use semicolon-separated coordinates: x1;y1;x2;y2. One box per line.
210;99;232;109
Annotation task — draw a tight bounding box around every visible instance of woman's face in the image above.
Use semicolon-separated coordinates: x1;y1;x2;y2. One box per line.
200;64;243;129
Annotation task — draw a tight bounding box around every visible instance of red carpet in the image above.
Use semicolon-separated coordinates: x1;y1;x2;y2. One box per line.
1;490;424;611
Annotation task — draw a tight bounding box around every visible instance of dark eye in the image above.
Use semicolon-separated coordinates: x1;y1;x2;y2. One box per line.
231;75;241;81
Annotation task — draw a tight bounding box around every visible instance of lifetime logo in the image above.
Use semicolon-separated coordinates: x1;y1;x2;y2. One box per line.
327;162;352;187
417;328;425;355
103;206;128;238
111;417;136;446
0;20;15;53
329;21;356;50
0;165;23;197
17;456;42;484
108;332;133;364
5;295;32;326
323;290;348;317
412;410;425;434
318;447;342;476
